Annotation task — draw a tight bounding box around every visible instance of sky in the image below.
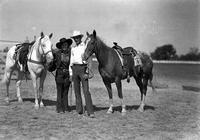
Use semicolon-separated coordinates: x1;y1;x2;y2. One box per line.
0;0;199;55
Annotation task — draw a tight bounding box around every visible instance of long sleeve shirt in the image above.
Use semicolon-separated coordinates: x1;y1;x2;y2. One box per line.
48;49;71;83
69;42;87;76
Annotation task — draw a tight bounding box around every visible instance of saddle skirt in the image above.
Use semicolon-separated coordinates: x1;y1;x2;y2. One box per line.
134;53;142;67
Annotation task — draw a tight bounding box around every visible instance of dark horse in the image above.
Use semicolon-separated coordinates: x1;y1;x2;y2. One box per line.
84;30;156;114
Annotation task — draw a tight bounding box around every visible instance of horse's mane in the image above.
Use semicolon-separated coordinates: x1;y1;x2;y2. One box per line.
96;36;110;49
31;37;41;49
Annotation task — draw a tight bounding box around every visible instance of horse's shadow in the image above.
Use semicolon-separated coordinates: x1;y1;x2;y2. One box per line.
10;98;57;106
9;99;155;112
93;105;155;112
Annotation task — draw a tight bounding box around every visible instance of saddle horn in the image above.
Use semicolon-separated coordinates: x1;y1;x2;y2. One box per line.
40;32;44;39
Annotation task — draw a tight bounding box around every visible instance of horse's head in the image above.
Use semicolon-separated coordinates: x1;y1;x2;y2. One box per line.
38;32;53;64
84;30;97;60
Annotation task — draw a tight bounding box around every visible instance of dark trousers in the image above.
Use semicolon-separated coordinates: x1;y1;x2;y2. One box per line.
56;80;71;112
72;64;94;115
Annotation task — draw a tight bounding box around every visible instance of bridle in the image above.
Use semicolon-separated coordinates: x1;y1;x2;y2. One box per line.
28;37;53;65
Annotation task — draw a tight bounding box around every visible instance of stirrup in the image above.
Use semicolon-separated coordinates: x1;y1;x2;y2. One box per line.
19;65;23;71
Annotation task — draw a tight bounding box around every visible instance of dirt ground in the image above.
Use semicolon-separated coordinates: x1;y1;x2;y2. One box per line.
0;74;200;140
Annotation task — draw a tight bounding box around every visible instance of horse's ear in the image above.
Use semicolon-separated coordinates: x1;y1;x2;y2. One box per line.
41;32;44;38
86;32;89;37
93;30;96;38
49;33;53;39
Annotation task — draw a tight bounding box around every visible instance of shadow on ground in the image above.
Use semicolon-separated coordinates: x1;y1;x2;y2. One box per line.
10;98;57;106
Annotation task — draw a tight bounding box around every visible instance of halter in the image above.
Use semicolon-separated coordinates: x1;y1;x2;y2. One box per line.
84;36;99;60
28;37;52;65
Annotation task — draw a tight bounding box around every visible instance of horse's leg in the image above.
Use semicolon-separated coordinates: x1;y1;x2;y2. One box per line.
138;76;148;112
38;71;46;107
103;80;113;114
115;78;126;116
16;71;23;103
30;72;39;109
3;70;13;103
135;77;145;112
148;73;157;94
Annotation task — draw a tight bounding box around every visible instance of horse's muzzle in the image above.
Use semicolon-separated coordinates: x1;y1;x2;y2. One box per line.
46;53;54;64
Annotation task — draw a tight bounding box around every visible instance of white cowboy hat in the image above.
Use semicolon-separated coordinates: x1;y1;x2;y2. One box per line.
71;30;83;38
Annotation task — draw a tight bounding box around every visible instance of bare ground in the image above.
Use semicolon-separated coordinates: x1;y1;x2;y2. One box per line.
0;74;200;140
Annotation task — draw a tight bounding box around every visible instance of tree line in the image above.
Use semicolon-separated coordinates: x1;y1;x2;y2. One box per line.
150;44;200;61
1;44;200;61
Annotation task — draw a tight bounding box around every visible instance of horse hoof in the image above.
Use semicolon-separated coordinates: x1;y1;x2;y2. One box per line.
40;102;44;107
107;110;113;114
138;107;144;112
18;97;23;103
121;108;127;116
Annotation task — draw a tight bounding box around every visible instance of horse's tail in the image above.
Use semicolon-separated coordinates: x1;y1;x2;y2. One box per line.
148;70;157;94
149;72;153;82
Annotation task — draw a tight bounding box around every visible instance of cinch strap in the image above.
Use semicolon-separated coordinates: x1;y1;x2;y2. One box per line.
27;59;44;65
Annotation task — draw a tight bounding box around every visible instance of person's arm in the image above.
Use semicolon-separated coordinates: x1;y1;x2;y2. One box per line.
82;42;88;64
47;53;57;72
69;47;73;76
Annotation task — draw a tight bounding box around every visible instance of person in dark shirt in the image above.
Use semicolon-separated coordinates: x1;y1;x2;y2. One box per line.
48;38;73;113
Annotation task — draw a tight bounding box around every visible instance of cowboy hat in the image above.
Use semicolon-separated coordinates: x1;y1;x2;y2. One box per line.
56;38;73;49
71;30;83;38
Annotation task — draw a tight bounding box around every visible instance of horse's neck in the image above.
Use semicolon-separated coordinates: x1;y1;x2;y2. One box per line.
95;40;111;66
28;41;41;61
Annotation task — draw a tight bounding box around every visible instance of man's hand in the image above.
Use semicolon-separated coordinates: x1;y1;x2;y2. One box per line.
83;73;89;80
69;75;73;82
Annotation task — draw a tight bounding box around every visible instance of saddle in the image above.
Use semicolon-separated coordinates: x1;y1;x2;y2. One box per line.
112;42;141;65
112;42;143;82
13;42;34;73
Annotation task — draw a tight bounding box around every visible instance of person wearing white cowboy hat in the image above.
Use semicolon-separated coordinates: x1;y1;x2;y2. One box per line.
69;30;95;118
71;30;83;38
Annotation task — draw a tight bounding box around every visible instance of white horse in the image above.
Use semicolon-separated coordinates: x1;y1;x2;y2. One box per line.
1;32;53;109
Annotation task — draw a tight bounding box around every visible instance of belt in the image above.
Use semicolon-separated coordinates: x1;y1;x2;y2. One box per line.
73;64;87;66
57;68;69;72
62;69;69;72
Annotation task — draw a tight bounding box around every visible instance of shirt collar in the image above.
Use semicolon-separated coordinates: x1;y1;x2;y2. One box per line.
76;41;85;47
